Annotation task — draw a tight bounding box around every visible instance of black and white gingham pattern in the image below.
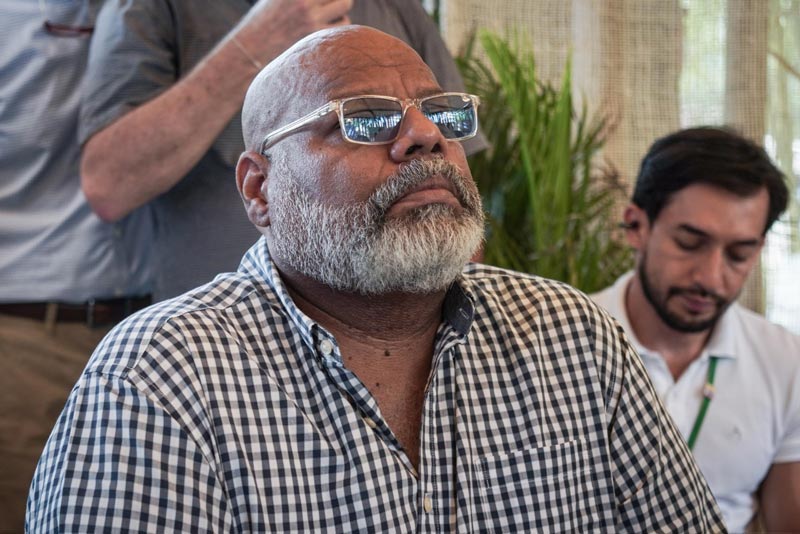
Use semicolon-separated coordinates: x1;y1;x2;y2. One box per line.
27;237;725;532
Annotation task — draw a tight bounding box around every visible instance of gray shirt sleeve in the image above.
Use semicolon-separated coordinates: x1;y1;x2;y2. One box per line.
79;0;176;146
80;0;248;163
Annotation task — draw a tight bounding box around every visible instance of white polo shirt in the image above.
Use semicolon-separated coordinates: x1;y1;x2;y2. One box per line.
592;272;800;533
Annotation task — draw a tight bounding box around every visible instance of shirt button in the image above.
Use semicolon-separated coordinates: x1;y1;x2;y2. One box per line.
319;339;333;356
364;417;377;429
423;494;433;513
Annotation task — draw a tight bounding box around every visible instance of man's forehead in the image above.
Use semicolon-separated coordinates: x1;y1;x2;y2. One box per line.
297;39;440;101
656;183;770;237
243;26;441;144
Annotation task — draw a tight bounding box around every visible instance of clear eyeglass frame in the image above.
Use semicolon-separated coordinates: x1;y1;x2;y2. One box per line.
259;92;480;154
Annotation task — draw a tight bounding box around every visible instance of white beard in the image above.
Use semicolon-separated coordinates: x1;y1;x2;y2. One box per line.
268;158;485;295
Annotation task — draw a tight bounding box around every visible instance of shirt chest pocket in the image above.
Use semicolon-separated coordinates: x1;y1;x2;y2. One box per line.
476;439;602;533
41;0;102;29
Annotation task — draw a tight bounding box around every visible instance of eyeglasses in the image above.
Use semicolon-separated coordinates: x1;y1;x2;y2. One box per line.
260;92;480;154
39;0;95;37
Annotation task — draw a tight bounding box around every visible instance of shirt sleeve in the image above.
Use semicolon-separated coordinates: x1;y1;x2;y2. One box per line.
79;0;177;145
591;305;727;532
26;370;231;532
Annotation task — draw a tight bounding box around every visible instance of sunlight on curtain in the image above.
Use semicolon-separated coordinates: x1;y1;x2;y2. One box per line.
679;0;798;333
764;0;800;332
439;0;800;334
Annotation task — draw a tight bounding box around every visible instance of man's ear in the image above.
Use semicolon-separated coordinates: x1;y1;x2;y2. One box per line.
236;151;270;228
622;204;648;250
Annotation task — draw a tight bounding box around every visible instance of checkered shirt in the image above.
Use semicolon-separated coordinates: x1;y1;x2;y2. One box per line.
27;237;724;533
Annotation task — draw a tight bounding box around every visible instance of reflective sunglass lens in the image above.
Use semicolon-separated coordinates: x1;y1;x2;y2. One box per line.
340;94;477;144
422;95;476;139
342;98;403;143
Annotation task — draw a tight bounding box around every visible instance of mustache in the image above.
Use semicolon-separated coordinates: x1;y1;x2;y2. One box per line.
368;157;482;217
667;285;726;305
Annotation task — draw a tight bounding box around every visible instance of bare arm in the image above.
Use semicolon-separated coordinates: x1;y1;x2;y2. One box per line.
81;0;352;222
758;461;800;532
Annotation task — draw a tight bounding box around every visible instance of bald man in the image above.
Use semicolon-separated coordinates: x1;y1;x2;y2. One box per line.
28;27;724;532
79;0;484;301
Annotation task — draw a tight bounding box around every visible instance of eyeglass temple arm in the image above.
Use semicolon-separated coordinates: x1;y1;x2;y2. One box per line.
260;102;337;154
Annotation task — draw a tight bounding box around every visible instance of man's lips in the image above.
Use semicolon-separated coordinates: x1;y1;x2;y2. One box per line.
674;291;719;314
387;176;461;213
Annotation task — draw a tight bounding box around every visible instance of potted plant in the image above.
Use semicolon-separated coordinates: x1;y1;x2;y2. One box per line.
458;31;632;293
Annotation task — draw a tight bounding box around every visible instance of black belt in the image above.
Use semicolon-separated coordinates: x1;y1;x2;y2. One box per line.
0;296;152;327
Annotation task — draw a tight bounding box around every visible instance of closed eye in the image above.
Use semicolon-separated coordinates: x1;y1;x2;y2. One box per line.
726;245;758;264
675;237;704;251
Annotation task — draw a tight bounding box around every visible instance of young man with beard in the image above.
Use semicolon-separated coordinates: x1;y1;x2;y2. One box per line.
28;27;723;532
592;127;800;533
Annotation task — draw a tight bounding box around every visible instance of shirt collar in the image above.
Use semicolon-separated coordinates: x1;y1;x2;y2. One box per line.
238;236;476;350
702;302;740;360
606;271;738;361
238;237;326;355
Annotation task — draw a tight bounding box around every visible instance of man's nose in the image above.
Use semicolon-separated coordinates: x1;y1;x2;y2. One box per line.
693;247;727;293
389;107;446;161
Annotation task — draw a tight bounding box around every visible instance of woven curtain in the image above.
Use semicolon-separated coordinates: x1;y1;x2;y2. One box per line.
438;0;800;334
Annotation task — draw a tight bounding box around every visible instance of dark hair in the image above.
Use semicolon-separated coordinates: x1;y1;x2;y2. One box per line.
632;126;789;234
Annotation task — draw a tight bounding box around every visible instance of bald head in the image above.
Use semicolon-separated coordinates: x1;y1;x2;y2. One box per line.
236;25;482;295
241;25;438;152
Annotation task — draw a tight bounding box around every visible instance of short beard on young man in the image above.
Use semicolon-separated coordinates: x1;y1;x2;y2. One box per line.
638;251;732;333
269;158;485;295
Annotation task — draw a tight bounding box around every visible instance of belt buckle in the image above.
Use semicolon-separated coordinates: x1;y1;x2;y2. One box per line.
86;299;96;328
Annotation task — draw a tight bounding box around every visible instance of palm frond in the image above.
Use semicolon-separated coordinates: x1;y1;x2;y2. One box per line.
459;30;633;293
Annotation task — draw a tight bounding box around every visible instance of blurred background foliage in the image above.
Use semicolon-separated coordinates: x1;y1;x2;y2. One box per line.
457;31;633;293
425;0;799;332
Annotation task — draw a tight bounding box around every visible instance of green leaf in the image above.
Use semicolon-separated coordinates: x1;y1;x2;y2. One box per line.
458;30;633;292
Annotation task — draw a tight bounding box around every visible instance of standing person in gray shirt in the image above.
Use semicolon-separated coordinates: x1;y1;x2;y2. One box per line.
80;0;485;301
0;0;153;530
